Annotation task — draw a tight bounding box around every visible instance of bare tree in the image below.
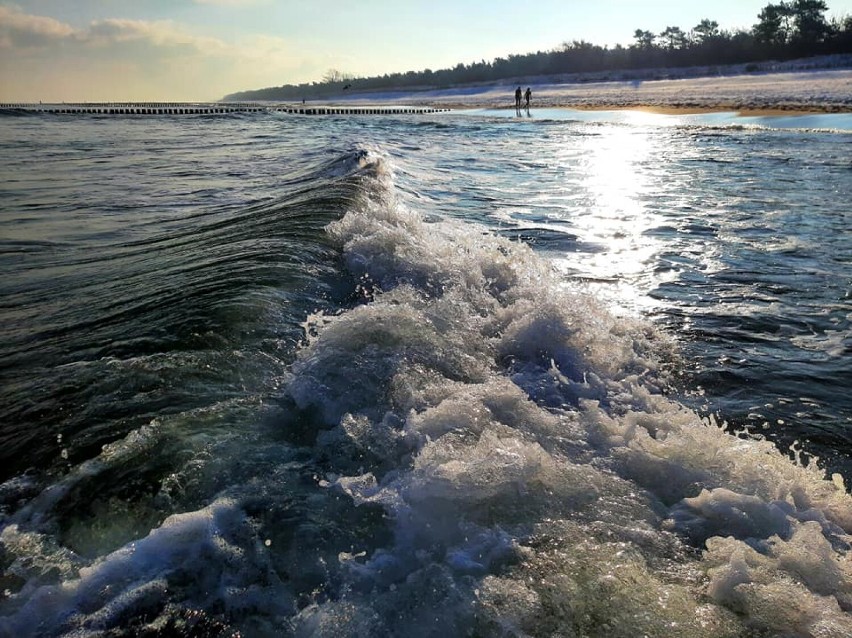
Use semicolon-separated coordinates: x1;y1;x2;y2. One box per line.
322;69;353;84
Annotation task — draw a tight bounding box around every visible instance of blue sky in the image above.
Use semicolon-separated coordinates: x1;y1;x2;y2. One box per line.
2;0;850;101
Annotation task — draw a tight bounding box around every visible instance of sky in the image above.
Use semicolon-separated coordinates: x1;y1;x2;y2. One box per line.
1;0;851;102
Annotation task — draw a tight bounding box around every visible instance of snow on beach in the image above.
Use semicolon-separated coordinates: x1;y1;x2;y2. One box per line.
329;65;852;114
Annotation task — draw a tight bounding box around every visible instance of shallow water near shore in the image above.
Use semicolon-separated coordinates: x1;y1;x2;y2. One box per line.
1;110;851;636
467;106;852;130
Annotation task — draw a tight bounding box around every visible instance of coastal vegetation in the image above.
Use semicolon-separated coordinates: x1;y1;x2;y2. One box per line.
224;1;851;101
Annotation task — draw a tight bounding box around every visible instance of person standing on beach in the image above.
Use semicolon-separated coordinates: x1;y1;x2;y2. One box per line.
524;87;531;109
515;86;522;109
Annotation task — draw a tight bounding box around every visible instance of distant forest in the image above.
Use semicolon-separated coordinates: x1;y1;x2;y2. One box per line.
224;1;852;101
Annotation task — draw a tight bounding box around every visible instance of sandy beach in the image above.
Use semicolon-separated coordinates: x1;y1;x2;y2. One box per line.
331;68;852;115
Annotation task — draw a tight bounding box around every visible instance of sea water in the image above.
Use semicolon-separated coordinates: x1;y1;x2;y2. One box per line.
0;108;850;636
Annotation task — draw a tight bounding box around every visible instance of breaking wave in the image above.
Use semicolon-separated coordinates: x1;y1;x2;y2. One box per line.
2;147;851;637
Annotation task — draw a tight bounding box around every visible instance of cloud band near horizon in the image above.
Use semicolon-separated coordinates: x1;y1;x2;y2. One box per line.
0;5;327;102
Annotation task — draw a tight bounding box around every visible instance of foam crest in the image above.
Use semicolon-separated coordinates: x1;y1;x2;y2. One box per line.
280;149;852;635
7;422;165;530
704;523;852;635
4;145;851;636
2;499;290;637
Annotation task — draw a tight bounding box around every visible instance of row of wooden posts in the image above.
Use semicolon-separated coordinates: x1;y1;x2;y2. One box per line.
0;103;450;116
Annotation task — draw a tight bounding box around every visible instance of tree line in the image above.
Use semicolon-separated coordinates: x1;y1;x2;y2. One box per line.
224;1;851;101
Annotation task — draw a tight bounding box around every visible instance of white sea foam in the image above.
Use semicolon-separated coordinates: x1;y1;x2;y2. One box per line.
286;149;852;635
2;147;851;636
2;498;294;636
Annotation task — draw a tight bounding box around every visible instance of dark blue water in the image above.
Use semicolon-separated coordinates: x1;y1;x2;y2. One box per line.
1;110;851;637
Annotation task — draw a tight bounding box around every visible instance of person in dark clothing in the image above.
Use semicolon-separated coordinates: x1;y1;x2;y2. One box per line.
515;86;522;109
524;87;531;108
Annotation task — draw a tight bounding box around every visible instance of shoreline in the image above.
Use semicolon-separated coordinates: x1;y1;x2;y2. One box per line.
463;104;846;116
325;68;852;116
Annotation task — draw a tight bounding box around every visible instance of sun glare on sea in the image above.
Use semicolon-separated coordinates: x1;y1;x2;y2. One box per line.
552;122;677;314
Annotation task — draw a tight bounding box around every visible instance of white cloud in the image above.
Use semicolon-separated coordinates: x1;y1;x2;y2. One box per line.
0;5;74;49
0;6;323;101
82;18;229;55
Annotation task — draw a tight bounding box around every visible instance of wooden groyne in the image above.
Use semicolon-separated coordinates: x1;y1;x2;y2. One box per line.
0;102;450;116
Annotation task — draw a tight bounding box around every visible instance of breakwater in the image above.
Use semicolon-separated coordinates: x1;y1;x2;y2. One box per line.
0;102;449;115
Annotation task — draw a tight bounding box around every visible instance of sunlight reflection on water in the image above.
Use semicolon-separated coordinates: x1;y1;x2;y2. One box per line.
386;108;851;475
558;125;664;313
521;122;706;317
466;107;852;131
